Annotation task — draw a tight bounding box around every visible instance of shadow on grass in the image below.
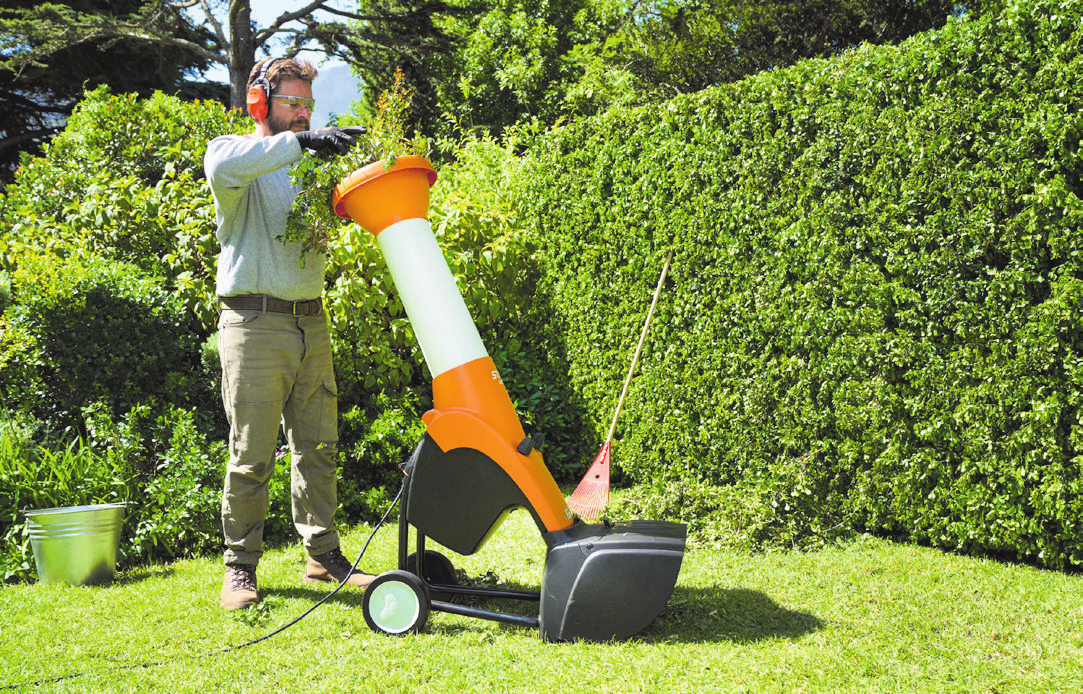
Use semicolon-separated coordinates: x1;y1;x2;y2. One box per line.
236;566;822;645
646;585;825;644
413;581;823;645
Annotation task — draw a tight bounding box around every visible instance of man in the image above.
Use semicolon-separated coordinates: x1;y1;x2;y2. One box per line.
204;56;371;610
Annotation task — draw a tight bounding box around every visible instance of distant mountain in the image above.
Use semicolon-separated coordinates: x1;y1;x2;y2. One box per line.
311;64;363;128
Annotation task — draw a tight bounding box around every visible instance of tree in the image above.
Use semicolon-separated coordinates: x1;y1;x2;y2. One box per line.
1;1;491;113
0;0;485;181
303;0;484;139
339;0;979;143
0;0;218;184
1;0;998;183
423;0;597;135
334;0;601;141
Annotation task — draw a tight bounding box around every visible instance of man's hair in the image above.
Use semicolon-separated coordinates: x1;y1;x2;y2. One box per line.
247;57;318;94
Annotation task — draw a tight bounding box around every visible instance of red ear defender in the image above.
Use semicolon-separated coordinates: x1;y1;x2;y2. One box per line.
246;57;280;120
246;85;268;120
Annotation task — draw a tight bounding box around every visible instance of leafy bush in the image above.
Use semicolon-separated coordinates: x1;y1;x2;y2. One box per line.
0;86;247;328
0;405;228;582
0;414;135;582
47;87;242;186
0;252;209;435
518;0;1083;566
89;404;227;565
337;395;427;522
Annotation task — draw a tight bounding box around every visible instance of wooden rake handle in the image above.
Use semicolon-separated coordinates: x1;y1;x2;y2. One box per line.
605;249;674;442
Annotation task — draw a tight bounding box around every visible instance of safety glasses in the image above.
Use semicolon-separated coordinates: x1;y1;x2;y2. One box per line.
271;95;316;112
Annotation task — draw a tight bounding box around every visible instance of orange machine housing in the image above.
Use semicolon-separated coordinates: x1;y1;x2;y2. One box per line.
336;155;686;643
424;357;572;534
333;158;573;548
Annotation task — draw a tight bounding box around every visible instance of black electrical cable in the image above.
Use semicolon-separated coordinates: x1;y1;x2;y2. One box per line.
226;480;403;650
1;481;405;691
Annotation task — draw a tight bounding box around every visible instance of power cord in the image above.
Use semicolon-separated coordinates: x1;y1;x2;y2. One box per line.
1;481;404;690
228;480;403;649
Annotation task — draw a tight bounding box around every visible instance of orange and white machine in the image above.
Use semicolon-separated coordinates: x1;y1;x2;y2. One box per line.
333;156;685;641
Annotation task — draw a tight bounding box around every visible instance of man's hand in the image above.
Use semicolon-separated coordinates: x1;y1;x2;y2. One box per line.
295;126;368;155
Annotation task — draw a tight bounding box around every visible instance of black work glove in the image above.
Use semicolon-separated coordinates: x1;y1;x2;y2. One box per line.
295;126;368;155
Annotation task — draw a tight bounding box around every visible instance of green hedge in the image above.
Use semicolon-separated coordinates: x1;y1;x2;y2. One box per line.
518;0;1083;566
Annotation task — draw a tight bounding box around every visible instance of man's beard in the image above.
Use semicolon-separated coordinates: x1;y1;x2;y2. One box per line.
268;111;308;135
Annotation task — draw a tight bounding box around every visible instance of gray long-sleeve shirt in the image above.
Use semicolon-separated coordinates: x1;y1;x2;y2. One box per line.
204;132;326;301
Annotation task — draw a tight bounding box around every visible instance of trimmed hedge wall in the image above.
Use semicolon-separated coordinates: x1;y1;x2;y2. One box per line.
518;0;1083;566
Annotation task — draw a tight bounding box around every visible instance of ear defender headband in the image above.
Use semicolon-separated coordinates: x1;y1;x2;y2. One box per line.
246;58;282;120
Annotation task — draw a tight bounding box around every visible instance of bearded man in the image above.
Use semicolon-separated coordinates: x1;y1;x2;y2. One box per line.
203;56;372;610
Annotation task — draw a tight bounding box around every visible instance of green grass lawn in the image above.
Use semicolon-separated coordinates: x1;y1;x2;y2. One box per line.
2;509;1082;693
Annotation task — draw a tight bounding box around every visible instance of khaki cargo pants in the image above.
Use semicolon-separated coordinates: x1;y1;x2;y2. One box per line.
217;306;340;566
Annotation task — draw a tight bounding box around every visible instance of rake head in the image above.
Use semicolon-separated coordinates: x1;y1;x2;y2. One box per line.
566;441;611;520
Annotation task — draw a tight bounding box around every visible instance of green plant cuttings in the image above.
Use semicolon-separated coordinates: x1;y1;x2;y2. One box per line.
282;67;431;257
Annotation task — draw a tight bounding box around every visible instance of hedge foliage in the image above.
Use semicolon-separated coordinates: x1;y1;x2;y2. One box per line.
517;0;1083;566
0;252;208;432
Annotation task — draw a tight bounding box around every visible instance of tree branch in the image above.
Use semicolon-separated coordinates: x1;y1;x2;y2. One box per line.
250;1;478;45
196;0;229;50
94;25;225;63
1;4;226;72
253;0;328;45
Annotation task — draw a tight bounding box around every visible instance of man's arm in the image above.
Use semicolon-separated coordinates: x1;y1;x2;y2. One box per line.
204;132;304;192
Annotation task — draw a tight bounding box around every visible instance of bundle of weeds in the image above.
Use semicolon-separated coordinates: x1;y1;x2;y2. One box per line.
283;67;431;257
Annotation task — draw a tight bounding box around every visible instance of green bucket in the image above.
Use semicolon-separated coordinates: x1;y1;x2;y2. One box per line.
24;503;126;586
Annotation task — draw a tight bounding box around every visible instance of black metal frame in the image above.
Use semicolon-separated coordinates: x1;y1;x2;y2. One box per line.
397;471;542;630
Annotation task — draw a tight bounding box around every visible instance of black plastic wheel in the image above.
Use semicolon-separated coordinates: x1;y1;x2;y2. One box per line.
405;550;457;602
362;570;430;636
405;550;456;584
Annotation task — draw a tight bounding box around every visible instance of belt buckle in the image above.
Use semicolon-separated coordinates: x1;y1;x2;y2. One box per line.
293;299;319;316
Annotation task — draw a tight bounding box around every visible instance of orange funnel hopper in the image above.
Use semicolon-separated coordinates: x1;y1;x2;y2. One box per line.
333;156;438;236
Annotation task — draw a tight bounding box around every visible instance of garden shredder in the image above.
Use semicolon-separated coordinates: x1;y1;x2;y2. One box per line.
332;156;686;641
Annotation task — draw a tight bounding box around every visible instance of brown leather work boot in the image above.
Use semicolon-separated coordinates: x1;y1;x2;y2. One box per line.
303;547;374;588
220;563;260;610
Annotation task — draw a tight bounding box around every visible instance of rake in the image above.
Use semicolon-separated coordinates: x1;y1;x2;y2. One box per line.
567;249;673;520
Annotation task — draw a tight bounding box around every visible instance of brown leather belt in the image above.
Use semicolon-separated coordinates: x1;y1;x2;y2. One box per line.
218;295;323;316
